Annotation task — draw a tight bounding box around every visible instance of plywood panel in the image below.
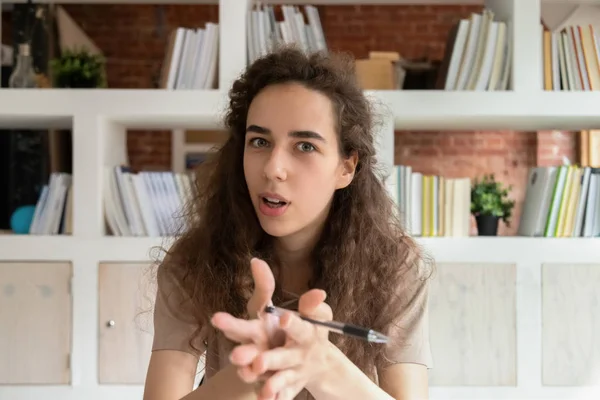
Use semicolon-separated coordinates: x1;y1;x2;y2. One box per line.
98;262;156;384
0;262;72;384
428;262;517;386
542;263;600;386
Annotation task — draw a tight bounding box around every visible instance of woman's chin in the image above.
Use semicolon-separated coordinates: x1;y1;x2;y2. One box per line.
258;219;294;238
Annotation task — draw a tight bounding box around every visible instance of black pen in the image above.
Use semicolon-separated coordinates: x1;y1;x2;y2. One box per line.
263;305;389;343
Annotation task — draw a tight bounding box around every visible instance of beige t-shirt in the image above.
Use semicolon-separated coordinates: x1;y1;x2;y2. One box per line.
151;265;433;399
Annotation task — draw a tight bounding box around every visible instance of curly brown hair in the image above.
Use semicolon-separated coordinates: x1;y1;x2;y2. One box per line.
158;46;433;378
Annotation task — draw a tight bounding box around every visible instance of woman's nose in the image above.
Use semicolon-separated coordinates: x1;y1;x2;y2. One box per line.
263;148;288;182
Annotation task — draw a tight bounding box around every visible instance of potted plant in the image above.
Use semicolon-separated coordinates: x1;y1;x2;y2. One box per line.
49;48;107;88
470;174;515;236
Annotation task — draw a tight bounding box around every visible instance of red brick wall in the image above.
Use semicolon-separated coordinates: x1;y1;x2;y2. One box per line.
3;5;579;235
537;130;578;166
320;4;480;61
61;4;219;171
395;130;538;236
62;4;218;89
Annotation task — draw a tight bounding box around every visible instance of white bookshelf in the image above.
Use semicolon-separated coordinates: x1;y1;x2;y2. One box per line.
0;0;599;399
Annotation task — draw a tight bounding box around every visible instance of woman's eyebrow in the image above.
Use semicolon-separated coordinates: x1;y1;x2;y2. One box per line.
246;125;326;142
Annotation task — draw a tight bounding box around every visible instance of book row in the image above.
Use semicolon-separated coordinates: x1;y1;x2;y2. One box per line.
542;24;600;91
391;165;472;237
518;165;600;237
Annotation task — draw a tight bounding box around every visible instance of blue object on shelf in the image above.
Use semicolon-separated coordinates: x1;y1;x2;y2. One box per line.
10;205;36;234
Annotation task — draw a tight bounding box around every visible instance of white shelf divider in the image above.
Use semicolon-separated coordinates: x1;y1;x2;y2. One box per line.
219;0;251;90
72;113;103;239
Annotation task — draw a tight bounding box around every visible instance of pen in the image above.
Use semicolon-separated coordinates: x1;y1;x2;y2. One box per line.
263;305;389;343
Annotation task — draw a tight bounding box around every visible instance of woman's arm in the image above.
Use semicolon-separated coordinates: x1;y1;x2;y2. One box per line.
306;342;395;400
143;350;198;400
145;258;279;400
143;350;259;400
180;364;259;400
231;260;432;400
378;363;429;400
308;344;429;400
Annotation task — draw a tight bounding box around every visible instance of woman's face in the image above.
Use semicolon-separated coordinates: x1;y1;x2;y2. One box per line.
243;82;356;243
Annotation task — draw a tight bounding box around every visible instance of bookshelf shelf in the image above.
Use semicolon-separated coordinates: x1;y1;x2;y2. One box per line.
418;236;600;263
385;90;600;130
0;89;226;129
1;234;597;263
0;235;76;260
0;235;171;261
3;89;600;131
1;1;600;399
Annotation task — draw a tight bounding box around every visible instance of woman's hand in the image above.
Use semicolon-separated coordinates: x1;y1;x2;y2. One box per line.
210;258;285;382
229;289;335;400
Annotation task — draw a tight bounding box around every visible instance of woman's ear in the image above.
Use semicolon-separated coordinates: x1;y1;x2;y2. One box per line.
336;151;358;189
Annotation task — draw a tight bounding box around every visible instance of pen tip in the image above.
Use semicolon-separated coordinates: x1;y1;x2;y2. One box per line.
264;305;275;313
368;331;390;344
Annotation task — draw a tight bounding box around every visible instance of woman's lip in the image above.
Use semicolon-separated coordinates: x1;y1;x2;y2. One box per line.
259;199;290;217
258;192;290;203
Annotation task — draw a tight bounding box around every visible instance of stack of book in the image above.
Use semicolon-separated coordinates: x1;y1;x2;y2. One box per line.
247;4;327;64
390;164;472;237
518;165;600;237
103;166;196;237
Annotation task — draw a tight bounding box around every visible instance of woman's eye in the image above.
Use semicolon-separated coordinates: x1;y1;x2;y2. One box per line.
297;142;315;152
249;137;268;147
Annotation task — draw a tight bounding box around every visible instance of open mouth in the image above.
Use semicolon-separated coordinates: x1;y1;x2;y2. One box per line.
262;196;288;208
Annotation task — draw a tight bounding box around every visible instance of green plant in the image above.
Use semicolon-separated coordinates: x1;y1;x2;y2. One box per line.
470;174;515;226
49;48;107;88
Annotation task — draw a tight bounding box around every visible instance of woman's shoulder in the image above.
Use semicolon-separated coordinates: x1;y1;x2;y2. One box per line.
152;259;207;357
380;237;434;368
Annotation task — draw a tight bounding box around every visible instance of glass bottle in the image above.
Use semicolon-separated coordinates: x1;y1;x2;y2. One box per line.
9;43;37;88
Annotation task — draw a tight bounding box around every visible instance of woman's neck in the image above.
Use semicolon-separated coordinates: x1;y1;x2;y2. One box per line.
274;232;318;296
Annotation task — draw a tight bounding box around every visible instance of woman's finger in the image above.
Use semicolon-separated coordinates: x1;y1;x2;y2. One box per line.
211;312;268;344
260;368;300;399
299;301;333;341
297;290;333;339
298;290;333;321
252;347;304;374
275;384;304;400
237;365;262;383
229;343;261;366
297;289;327;313
247;258;276;318
279;312;315;344
237;365;274;384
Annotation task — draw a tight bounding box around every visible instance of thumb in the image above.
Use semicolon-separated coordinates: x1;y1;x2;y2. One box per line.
298;289;332;321
246;258;275;318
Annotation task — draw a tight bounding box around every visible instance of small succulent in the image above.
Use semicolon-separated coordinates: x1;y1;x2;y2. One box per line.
50;48;107;88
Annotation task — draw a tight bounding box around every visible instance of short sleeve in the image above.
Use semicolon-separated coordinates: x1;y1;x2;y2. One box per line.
381;261;433;369
152;264;207;358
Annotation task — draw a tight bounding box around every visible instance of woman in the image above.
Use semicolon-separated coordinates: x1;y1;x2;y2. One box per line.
143;47;433;400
